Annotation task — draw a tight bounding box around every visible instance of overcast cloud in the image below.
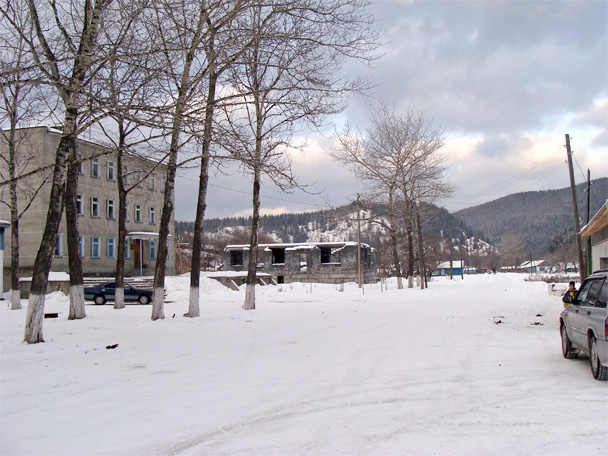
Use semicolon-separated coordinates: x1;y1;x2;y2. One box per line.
175;0;607;220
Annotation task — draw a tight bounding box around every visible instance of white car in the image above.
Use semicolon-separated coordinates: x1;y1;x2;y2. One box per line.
560;270;608;380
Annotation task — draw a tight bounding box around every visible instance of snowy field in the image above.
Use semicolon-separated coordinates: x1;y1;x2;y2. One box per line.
1;273;607;456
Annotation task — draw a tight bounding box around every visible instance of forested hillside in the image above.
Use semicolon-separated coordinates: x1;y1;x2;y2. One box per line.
454;177;607;253
176;201;480;246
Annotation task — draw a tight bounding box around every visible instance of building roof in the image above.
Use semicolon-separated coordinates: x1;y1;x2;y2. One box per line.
225;241;371;251
0;219;10;227
580;201;608;238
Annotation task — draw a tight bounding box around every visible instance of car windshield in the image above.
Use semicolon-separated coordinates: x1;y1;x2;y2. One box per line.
104;283;116;289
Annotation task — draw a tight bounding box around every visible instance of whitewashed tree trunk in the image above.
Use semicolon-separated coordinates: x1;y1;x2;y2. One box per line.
24;294;45;343
11;289;21;310
114;287;125;310
408;276;414;288
396;276;403;289
151;288;165;320
68;284;85;319
244;283;255;311
186;286;200;317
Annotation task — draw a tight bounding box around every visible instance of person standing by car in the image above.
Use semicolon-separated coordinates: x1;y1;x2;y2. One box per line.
563;281;576;307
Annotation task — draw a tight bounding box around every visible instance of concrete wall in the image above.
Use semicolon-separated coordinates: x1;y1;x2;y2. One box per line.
0;127;175;291
225;243;378;284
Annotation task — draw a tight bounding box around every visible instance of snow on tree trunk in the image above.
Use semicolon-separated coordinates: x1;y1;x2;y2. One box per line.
396;275;403;290
24;294;45;343
186;286;200;317
114;287;124;310
244;283;255;311
151;289;165;320
11;289;21;311
68;285;85;319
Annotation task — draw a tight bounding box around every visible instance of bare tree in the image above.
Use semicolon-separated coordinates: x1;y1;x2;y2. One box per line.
332;102;453;289
1;0;136;342
0;5;54;309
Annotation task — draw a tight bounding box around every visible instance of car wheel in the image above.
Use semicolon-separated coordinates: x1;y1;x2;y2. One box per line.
138;294;150;305
561;324;577;359
590;337;608;380
94;294;106;305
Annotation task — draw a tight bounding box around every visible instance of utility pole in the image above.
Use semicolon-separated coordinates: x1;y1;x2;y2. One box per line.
586;169;592;276
565;134;586;283
356;193;362;289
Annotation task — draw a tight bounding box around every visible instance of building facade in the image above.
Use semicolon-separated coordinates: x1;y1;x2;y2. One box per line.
224;242;378;284
1;126;174;290
580;201;608;273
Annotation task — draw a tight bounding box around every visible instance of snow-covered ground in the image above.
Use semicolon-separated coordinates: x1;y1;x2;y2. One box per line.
1;273;606;456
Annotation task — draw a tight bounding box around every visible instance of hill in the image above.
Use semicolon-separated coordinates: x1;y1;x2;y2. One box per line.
453;177;607;253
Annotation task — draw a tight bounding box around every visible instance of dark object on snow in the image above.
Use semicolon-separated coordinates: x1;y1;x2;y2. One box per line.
536;314;543;317
44;313;59;318
84;282;152;305
494;320;502;324
106;344;119;349
531;321;544;326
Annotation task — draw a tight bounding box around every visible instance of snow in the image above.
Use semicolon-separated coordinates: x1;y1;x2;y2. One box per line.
1;273;607;455
19;271;71;282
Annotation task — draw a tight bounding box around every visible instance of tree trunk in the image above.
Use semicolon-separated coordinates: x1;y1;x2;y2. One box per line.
243;163;261;310
115;145;127;309
65;144;85;319
387;190;403;289
416;203;426;290
187;66;218;318
406;221;414;288
8;129;21;310
24;124;71;343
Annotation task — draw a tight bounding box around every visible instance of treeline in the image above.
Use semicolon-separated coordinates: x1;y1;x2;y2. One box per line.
455;177;607;253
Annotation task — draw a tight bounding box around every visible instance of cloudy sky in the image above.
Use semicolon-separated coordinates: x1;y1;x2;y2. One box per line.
174;0;607;221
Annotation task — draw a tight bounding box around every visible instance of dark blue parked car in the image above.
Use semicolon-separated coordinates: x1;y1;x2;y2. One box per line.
84;282;152;305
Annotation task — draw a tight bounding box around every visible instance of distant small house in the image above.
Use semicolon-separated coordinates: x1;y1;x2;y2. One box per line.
580;200;608;273
224;242;377;284
434;260;476;276
518;260;549;273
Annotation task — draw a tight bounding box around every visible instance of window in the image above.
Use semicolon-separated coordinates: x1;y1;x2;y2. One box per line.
271;248;285;264
149;240;156;260
77;154;84;174
90;236;100;258
91;158;99;177
320;247;331;264
107;161;115;181
106;237;115;258
90;197;99;217
160;174;166;192
148;173;156;190
54;233;62;257
125;202;129;221
78;235;84;257
76;194;83;215
106;199;115;219
148;207;155;224
230;250;243;266
134;204;142;223
122;166;129;185
134;172;141;183
125;238;130;259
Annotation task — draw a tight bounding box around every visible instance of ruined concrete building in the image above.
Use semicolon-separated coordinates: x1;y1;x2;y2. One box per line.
224;242;377;284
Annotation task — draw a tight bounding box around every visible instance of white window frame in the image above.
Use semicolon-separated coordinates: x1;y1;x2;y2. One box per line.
125;238;130;259
78;235;84;257
148;173;156;190
149;240;156;260
106;237;115;258
90;236;100;258
134;204;142;223
91;158;99;178
76;194;83;215
106;199;115;219
148;206;155;225
90;197;99;217
107;161;115;181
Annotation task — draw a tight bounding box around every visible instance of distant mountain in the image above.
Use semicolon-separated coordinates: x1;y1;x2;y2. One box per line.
453;177;607;253
177;200;488;254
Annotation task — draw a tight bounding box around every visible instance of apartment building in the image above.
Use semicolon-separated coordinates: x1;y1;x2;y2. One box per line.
0;126;174;290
